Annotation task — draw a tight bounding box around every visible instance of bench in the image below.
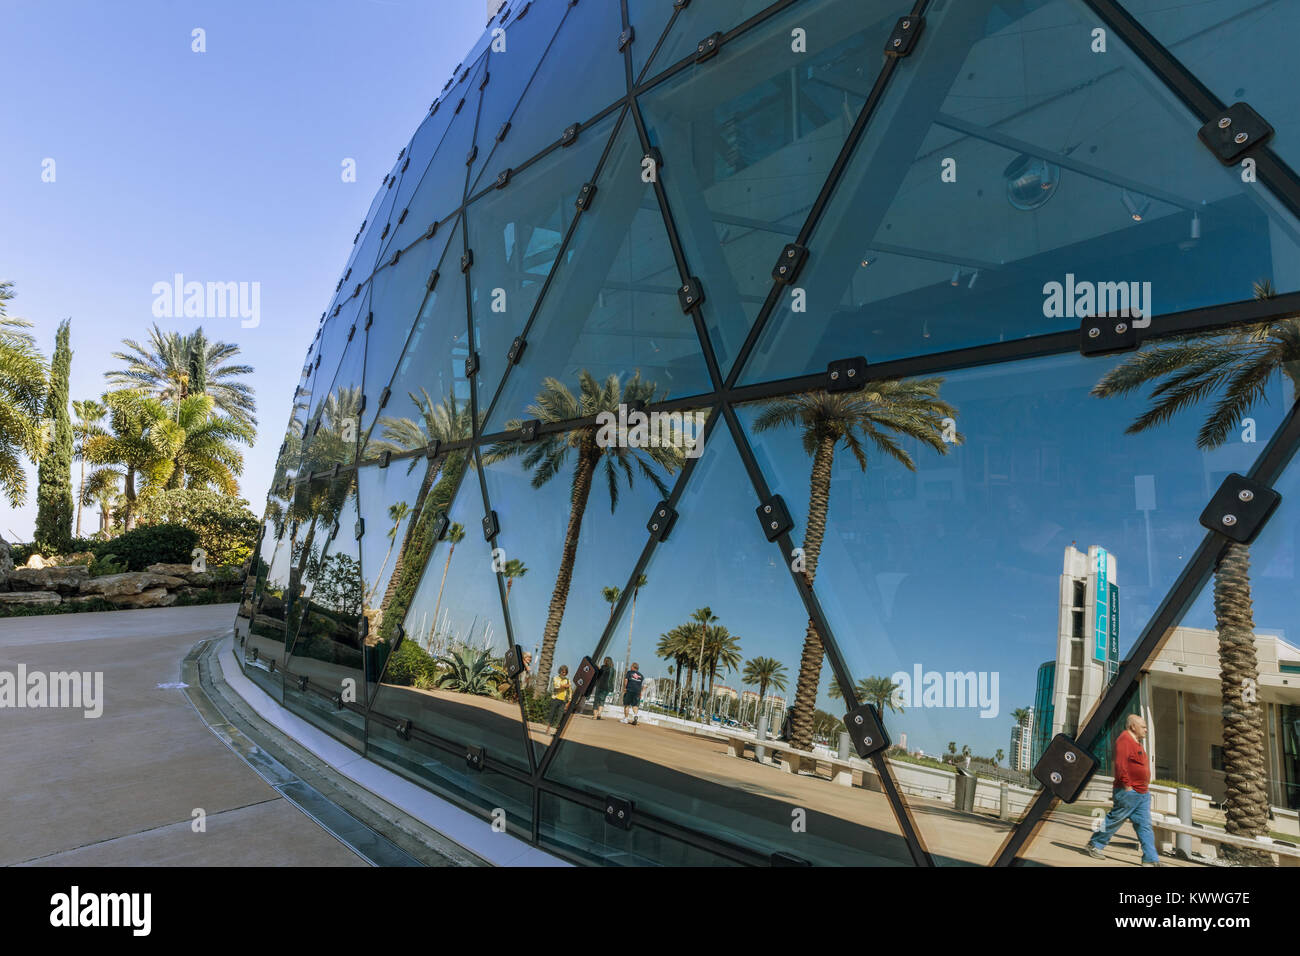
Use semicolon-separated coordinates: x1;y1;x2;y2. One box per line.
720;730;865;788
1151;815;1300;867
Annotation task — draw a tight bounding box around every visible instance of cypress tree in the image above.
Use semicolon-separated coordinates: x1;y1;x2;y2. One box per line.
35;319;74;552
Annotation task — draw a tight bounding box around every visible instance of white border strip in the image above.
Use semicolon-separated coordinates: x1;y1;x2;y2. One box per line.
217;636;568;868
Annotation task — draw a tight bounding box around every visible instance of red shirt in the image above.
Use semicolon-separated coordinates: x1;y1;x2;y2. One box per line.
1114;731;1150;793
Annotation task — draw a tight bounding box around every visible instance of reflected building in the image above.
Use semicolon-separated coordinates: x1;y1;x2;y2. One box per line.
231;0;1300;866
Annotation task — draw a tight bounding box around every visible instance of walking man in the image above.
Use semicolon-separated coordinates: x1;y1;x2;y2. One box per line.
621;662;644;724
1087;713;1159;866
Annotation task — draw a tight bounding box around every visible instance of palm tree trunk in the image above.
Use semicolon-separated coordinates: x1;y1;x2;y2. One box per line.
536;442;598;688
623;586;639;680
123;468;138;531
1214;542;1273;864
429;543;457;650
790;433;837;751
378;461;436;615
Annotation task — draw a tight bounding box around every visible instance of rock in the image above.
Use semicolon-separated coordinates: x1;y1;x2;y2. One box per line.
106;587;173;608
80;571;187;597
24;553;47;570
146;563;214;586
0;591;61;606
259;594;285;617
8;566;91;594
0;539;12;576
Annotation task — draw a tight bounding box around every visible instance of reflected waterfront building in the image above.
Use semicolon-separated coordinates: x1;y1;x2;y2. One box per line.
235;0;1300;866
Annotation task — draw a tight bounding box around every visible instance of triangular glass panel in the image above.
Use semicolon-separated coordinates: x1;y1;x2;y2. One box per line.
298;301;367;475
543;421;915;865
470;109;622;413
466;0;570;193
470;0;627;197
283;474;367;750
383;55;488;257
361;221;471;460
376;105;457;263
357;461;427;630
369;458;533;772
1018;445;1300;868
479;402;701;762
639;0;901;377
1118;0;1300;177
627;0;679;84
483;120;714;433
739;0;1300;385
735;335;1295;864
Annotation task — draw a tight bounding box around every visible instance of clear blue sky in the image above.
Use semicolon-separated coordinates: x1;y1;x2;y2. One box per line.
0;0;486;539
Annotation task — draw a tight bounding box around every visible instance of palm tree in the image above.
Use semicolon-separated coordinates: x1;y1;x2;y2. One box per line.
687;606;719;718
861;675;905;715
754;380;958;751
166;393;255;492
81;390;178;530
947;741;957;764
702;625;742;711
602;585;622;623
434;646;503;696
109;324;256;429
71;399;107;537
657;626;697;714
502;558;528;597
428;523;465;650
995;748;1005;767
742;657;789;722
622;573;648;685
1091;292;1294;859
80;468;122;535
483;371;685;687
0;281;47;507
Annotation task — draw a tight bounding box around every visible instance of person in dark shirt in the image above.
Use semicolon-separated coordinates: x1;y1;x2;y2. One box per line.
621;663;644;725
1087;713;1159;865
590;656;614;719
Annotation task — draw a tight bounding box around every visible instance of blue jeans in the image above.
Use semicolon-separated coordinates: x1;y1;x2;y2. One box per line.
1089;788;1158;863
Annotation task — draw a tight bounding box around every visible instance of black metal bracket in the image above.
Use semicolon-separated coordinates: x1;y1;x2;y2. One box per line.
332;694;344;711
695;31;723;62
756;494;793;542
647;501;678;541
1199;473;1281;544
379;450;392;469
482;510;499;540
431;510;450;541
561;122;581;148
678;276;705;313
250;647;259;663
466;745;485;772
365;311;374;330
884;16;923;57
396;718;411;740
354;518;365;540
1198;102;1274;165
495;168;513;190
673;0;690;8
380;223;389;239
465;352;480;377
520;419;541;442
605;795;634;830
504;645;526;680
426;439;442;460
268;660;276;674
507;336;527;365
1032;734;1097;803
827;356;867;392
378;386;391;410
1080;316;1138;356
389;248;401;267
576;182;598;211
298;675;309;692
772;243;809;285
397;207;408;224
844;703;889;758
426;268;440;292
461;250;474;272
466;145;478;166
497;121;511;142
425;220;439;240
571;656;600;702
618;26;634;52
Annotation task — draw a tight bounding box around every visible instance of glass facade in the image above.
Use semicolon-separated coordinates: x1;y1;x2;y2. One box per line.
235;0;1300;866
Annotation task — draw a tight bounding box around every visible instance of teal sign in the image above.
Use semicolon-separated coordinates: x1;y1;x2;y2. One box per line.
1094;549;1110;663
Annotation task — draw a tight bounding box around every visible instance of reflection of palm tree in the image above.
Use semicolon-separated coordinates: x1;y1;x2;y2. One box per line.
703;625;742;711
622;573;648;687
754;380;958;751
742;657;788;723
831;675;905;714
995;748;1005;767
483;371;684;689
602;585;622;623
366;501;411;608
1092;294;1296;858
657;626;696;714
429;523;465;650
687;607;719;717
503;558;528;597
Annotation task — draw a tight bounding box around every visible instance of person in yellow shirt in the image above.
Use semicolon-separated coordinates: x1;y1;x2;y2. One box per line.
545;665;570;735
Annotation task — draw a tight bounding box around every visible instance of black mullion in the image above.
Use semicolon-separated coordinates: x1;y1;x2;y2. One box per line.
1082;0;1300;221
627;97;727;388
632;0;680;88
718;401;936;867
475;104;633;431
994;393;1300;866
723;0;931;390
533;403;724;782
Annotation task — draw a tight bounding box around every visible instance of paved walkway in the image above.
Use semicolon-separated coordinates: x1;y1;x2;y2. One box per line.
0;605;366;866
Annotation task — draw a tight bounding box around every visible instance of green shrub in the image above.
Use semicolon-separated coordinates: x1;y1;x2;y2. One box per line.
88;552;126;576
136;489;260;568
383;639;440;686
92;523;199;571
0;598;118;618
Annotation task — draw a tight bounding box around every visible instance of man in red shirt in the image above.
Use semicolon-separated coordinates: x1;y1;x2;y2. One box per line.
1087;713;1159;865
